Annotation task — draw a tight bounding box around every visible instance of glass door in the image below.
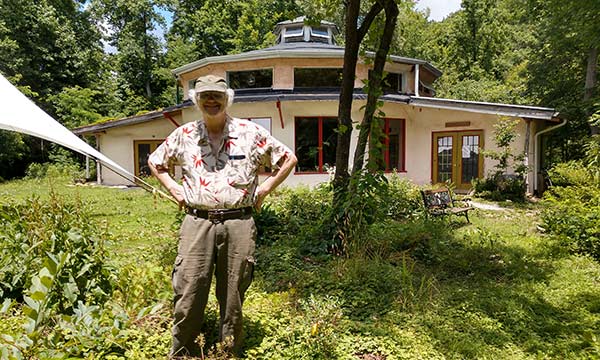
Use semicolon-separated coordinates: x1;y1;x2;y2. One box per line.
432;131;484;190
134;140;164;177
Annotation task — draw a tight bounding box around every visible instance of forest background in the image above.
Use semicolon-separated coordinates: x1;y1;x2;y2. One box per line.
0;0;598;180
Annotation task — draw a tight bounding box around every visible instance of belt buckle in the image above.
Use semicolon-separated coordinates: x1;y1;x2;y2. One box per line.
208;209;226;223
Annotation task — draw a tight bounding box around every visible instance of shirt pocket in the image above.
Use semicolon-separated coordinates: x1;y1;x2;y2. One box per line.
226;153;255;187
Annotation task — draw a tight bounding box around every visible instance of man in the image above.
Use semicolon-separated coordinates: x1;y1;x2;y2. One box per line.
148;74;297;357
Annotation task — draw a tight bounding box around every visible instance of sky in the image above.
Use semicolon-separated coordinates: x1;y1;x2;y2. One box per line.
415;0;462;21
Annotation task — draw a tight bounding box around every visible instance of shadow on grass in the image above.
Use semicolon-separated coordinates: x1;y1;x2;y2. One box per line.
250;214;600;358
417;235;600;358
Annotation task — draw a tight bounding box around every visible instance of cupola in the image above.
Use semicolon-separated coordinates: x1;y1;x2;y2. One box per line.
274;16;339;45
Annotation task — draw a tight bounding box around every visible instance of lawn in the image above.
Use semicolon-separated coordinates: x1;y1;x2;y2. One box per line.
1;177;599;359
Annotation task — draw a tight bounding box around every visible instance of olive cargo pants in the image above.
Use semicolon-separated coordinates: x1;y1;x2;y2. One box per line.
170;214;256;357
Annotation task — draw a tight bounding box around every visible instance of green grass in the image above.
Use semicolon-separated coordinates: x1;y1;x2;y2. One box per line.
1;177;599;359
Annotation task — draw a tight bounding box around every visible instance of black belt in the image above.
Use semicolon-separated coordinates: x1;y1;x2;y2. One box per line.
186;206;253;223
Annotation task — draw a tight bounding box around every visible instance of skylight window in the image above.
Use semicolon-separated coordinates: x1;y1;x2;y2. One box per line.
310;27;329;38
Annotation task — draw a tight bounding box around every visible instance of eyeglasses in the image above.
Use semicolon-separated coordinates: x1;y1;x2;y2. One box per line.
198;92;225;101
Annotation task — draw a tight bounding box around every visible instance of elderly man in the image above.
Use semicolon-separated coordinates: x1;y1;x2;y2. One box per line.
148;74;297;357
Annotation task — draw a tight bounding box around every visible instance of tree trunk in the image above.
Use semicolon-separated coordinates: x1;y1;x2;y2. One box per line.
332;0;361;192
351;0;399;175
585;47;598;135
143;12;152;101
333;0;383;191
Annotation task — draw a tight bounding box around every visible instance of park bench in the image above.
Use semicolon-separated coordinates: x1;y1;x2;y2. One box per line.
420;187;474;223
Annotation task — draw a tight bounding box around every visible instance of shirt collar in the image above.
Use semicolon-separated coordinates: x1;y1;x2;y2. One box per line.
196;115;236;144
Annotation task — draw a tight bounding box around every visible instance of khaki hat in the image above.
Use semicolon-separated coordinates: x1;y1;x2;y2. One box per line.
194;75;228;93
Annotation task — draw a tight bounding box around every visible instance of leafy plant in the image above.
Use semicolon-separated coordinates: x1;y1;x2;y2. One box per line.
0;192;115;312
474;116;527;201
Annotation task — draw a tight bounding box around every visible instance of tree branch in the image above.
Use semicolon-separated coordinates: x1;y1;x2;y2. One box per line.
357;2;383;42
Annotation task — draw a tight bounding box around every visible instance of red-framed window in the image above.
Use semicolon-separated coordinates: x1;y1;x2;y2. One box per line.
377;118;406;172
294;116;337;173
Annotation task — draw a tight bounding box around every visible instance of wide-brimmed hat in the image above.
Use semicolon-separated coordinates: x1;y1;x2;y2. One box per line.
194;75;228;93
188;74;235;108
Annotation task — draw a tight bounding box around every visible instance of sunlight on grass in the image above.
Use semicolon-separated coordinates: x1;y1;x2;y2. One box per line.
1;176;599;359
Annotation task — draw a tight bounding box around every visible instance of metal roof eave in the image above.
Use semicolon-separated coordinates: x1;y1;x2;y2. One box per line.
172;49;442;78
73;104;189;135
172;49;345;76
409;96;558;120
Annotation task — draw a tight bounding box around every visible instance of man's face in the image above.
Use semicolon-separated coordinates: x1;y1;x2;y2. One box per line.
197;91;227;117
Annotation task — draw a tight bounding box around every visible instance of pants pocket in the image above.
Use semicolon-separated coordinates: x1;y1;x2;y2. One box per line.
239;256;255;295
172;255;184;295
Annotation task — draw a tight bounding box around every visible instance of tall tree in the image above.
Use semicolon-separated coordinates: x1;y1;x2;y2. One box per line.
352;0;399;174
92;0;171;111
332;0;383;190
0;0;104;114
168;0;300;61
0;0;105;179
526;0;600;164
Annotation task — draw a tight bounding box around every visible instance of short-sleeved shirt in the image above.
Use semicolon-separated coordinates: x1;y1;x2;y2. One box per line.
148;116;292;210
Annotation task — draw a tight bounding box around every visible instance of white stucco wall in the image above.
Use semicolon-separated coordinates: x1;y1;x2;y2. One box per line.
96;100;540;194
97;115;184;185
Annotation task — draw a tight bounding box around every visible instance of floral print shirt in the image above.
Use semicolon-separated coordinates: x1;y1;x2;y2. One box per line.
149;116;292;209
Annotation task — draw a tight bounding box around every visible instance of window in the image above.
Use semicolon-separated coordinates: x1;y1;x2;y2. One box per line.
310;26;329;37
294;68;343;88
295;117;337;173
366;71;403;93
309;26;330;43
383;73;403;93
246;118;272;173
134;140;165;177
227;69;273;89
284;26;304;42
376;118;405;172
248;117;272;133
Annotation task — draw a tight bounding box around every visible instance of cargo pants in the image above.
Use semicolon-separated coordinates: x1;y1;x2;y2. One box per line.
170;214;256;357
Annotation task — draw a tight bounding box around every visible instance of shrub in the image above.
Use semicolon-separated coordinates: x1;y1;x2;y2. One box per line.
25;162;85;183
541;184;600;261
547;160;594;187
385;173;423;219
0;192;115;312
262;184;335;255
472;173;526;202
474;117;527;201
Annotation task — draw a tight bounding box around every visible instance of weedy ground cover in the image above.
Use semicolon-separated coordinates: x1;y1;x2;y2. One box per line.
0;176;599;359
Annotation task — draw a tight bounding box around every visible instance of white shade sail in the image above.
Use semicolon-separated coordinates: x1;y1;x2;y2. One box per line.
0;73;134;182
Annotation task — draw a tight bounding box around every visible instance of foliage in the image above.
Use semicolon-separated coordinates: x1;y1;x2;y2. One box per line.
0;192;115;312
541;184;600;261
0;130;27;182
473;117;527;201
1;177;600;358
0;0;104;112
541;138;600;261
168;0;300;60
25;161;85;183
91;0;173;110
48;86;103;129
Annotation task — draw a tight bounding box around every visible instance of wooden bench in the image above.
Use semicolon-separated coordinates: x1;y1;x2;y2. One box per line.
420;187;474;223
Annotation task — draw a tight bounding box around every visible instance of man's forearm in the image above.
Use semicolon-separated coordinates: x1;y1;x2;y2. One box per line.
260;153;298;196
148;160;185;205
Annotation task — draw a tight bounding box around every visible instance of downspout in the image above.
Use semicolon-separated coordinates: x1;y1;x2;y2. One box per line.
523;119;531;190
414;64;420;97
175;75;180;104
534;117;567;194
276;99;285;129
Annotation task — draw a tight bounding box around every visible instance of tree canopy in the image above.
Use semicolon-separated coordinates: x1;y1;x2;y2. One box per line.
0;0;598;180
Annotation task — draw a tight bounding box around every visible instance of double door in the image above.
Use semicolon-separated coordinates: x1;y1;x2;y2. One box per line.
432;131;484;191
